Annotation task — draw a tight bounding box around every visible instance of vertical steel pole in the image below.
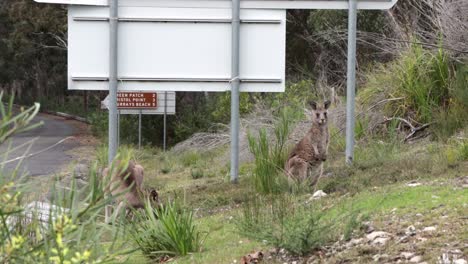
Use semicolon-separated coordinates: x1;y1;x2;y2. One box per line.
230;0;241;183
163;92;167;152
138;110;142;150
117;110;120;147
345;0;358;164
108;0;119;164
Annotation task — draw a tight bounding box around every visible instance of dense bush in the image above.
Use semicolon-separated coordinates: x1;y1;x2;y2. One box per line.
361;44;468;140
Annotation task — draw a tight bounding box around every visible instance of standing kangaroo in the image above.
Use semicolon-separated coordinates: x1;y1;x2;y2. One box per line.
285;100;331;187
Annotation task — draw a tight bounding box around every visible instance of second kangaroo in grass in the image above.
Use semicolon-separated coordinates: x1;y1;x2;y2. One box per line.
285;100;331;187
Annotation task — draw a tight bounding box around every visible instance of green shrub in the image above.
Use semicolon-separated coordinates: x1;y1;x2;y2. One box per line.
237;194;360;256
361;43;467;139
248;107;301;194
191;169;204;179
131;201;206;260
0;95;130;263
181;151;201;167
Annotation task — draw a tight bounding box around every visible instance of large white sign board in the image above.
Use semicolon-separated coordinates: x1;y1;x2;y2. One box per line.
35;0;397;93
69;7;286;92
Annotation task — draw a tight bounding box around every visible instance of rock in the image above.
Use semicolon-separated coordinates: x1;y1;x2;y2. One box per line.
373;254;389;262
397;235;410;243
346;238;364;248
367;231;391;241
409;256;423;263
366;231;392;246
454;260;467;264
312;190;327;199
449;249;463;255
362;221;375;233
400;252;415;259
416;213;423;217
73;163;89;180
422;226;437;232
406;225;417;236
407;181;422;187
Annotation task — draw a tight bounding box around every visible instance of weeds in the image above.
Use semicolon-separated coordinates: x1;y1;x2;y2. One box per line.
248;107;300;194
131;201;206;260
361;43;467;140
237;194;360;256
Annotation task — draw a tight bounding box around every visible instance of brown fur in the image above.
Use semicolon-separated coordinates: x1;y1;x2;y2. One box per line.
285;100;331;186
102;160;159;222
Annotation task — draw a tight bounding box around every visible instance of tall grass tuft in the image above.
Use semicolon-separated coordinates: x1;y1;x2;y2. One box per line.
362;43;467;140
248;107;301;194
131;201;206;261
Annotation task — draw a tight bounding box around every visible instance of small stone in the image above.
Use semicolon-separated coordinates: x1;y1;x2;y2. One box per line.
409;256;423;263
292;261;297;264
373;254;389;262
406;225;417;236
373;237;390;246
407;181;421;187
422;226;437;232
312;190;328;199
362;221;375;233
416;213;423;217
398;235;410;243
367;231;391;241
400;252;415;259
454;260;467;264
417;236;428;242
449;249;463;255
347;238;363;248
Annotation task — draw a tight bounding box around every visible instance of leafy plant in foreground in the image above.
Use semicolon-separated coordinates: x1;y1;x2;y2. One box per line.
131;201;206;260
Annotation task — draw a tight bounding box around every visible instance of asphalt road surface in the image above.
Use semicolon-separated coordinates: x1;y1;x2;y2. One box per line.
0;113;80;177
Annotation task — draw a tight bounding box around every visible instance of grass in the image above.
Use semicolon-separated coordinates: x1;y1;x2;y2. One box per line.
115;122;466;262
247;107;301;194
131;201;206;261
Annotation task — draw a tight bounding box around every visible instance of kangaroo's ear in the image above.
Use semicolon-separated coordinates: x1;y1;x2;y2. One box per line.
324;100;331;109
309;101;317;110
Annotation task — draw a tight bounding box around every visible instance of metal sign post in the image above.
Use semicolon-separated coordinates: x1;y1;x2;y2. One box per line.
138;110;142;149
163;91;168;151
345;0;357;164
108;0;118;164
230;0;241;184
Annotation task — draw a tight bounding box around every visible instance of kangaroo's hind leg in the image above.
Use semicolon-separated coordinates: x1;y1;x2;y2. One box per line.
286;157;309;183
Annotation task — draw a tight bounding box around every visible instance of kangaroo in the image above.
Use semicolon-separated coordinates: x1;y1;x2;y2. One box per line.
285;100;331;187
102;160;159;223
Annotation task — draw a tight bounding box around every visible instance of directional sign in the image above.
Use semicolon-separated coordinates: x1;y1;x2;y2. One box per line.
117;92;157;109
102;91;176;115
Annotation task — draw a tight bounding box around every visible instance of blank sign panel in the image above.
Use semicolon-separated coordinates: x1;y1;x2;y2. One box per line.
68;6;286;92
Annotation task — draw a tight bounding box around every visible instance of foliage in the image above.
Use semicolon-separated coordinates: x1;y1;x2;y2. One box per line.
131;201;206;260
248;107;301;194
362;43;468;139
0;97;131;263
0;92;42;144
237;194;359;256
0;0;67;106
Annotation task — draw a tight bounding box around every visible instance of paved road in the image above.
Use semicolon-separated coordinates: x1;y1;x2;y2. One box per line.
0;113;80;177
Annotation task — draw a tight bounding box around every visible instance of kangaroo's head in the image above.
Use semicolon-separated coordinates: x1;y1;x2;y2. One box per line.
310;100;331;126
